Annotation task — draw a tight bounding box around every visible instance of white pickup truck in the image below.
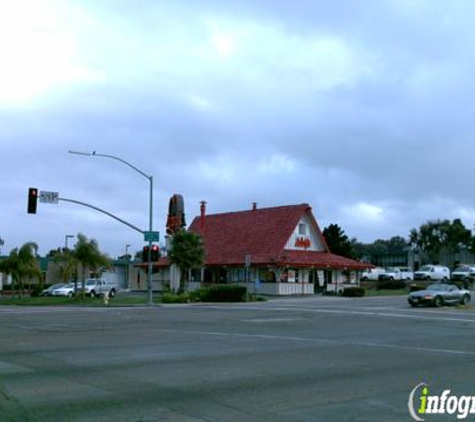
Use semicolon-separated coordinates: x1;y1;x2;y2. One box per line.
361;267;385;281
81;279;118;298
378;267;414;281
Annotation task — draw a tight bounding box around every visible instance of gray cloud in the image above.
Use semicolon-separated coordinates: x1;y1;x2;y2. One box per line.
1;0;475;256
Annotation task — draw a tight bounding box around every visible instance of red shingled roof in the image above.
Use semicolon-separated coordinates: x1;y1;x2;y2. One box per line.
188;204;369;270
278;251;370;270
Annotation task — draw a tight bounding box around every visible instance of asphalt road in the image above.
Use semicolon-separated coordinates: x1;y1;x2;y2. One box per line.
1;295;475;421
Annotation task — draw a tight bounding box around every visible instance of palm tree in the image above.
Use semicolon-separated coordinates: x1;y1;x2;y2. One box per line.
73;234;111;299
0;242;42;298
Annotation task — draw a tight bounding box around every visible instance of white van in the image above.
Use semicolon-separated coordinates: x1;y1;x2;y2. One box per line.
414;265;450;282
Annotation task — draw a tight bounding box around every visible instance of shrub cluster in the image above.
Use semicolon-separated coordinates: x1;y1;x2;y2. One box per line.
161;292;191;303
377;280;406;290
200;285;247;302
161;285;248;303
29;284;49;297
410;284;426;292
341;287;366;297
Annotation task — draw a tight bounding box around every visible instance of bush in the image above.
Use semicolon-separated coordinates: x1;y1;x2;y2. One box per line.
410;284;426;292
377;280;406;290
30;285;44;297
161;285;249;303
341;287;366;297
200;285;247;302
161;292;190;303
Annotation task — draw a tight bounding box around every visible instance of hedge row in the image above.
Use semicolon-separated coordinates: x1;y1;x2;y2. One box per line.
341;287;366;297
377;280;406;290
162;285;248;303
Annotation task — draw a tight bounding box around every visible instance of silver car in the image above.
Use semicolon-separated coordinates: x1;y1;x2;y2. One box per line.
51;283;76;298
40;283;66;296
408;283;471;307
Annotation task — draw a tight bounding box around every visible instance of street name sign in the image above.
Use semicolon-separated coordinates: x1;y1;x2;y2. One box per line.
40;191;59;204
144;231;160;242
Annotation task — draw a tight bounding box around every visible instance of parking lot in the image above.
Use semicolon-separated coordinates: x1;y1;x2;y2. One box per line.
1;295;475;421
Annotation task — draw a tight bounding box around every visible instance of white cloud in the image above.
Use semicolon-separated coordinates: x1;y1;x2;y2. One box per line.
187;94;213;110
0;0;106;106
258;154;296;174
342;202;386;224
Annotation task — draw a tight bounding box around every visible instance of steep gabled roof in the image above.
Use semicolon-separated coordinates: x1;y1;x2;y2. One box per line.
188;203;368;269
189;204;312;265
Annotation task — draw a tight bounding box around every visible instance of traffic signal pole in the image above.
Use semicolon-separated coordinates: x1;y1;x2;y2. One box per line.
147;176;153;305
68;150;155;305
58;197;144;234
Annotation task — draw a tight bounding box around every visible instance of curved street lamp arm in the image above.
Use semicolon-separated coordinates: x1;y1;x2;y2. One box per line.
59;197;144;235
91;153;151;180
68;150;151;180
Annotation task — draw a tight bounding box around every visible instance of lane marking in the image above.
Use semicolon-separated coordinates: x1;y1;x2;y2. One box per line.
196;304;475;324
242;317;303;323
157;328;475;357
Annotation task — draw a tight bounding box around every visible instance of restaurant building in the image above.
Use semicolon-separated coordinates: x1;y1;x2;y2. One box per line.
138;202;371;295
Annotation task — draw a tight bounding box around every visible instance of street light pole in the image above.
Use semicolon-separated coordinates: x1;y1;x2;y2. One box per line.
65;234;74;250
125;244;131;290
147;175;153;303
69;150;155;305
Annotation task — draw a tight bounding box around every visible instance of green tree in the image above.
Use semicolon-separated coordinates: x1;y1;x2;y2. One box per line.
168;231;205;291
72;234;111;298
445;218;472;264
322;224;354;258
0;242;42;298
50;247;79;283
386;236;408;254
409;219;472;265
409;220;445;262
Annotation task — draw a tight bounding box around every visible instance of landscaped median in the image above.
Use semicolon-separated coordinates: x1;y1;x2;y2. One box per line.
0;294;158;307
0;285;266;306
162;285;265;303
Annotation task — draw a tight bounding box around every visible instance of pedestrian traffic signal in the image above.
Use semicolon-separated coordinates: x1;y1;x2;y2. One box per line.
151;244;160;261
27;188;38;214
142;244;160;262
142;246;149;262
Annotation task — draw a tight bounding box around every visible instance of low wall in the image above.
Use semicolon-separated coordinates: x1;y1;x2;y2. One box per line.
237;282;314;295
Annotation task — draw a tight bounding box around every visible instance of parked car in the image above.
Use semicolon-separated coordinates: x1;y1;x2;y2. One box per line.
361;267;385;281
378;267;414;281
408;283;470;307
51;283;76;297
451;265;475;285
79;279;117;298
40;283;66;296
414;265;450;282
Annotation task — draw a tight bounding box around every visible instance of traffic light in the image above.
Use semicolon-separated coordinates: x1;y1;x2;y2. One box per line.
142;244;160;262
27;188;38;214
141;246;149;262
151;244;160;261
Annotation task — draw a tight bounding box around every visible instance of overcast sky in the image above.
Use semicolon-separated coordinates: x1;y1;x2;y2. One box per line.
1;0;475;258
